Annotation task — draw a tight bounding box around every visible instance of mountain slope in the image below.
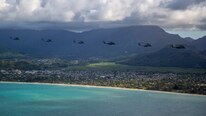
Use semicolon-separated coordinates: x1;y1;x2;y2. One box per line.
121;46;206;68
184;37;194;42
0;26;188;58
192;36;206;51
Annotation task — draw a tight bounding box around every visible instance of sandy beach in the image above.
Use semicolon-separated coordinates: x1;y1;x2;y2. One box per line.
0;81;205;97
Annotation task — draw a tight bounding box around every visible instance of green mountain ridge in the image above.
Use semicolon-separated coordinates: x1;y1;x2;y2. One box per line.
120;46;206;68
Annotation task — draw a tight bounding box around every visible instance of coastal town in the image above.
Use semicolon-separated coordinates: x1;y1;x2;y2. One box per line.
0;58;206;95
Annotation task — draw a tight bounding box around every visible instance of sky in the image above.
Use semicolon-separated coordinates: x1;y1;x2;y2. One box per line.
0;0;206;39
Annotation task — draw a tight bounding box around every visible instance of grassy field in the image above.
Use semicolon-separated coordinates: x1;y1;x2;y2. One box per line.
0;52;25;58
66;62;206;73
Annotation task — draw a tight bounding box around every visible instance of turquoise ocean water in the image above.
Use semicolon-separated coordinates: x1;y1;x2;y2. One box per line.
0;82;206;116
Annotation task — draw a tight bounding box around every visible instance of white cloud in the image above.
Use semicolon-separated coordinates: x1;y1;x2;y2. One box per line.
164;2;206;30
0;0;9;10
0;0;205;30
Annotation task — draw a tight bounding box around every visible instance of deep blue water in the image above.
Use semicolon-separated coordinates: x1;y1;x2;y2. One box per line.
0;82;206;116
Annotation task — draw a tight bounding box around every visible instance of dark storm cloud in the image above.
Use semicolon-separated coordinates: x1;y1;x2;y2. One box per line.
164;0;205;10
197;25;206;30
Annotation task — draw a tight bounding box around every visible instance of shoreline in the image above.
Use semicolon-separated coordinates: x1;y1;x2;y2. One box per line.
0;81;205;97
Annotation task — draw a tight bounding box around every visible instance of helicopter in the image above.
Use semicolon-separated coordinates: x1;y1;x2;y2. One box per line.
103;41;116;45
138;42;152;47
170;44;186;49
10;37;20;40
41;38;53;42
73;40;85;44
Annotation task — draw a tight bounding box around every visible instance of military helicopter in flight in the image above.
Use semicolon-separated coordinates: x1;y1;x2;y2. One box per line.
170;44;186;49
103;41;116;45
138;42;152;47
10;37;20;40
41;38;53;43
73;40;85;44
